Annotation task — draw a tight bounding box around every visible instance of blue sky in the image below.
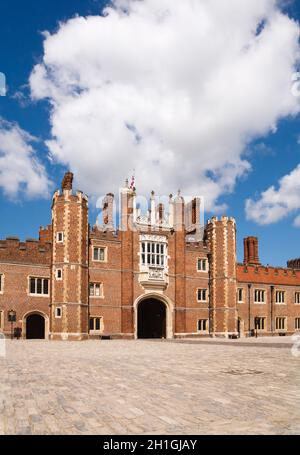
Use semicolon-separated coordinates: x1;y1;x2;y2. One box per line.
0;0;299;266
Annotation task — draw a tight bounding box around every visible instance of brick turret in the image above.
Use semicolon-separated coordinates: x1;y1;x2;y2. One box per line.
206;216;237;337
50;172;89;340
120;181;135;337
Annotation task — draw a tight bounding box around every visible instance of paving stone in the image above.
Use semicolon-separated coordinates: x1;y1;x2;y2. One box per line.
0;339;299;435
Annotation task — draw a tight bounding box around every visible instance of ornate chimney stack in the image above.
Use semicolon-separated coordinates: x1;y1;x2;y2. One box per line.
244;236;260;265
158;203;164;223
102;193;114;230
61;172;73;191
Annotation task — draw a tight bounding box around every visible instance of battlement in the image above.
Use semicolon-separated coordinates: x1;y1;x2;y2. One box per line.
39;224;52;243
0;237;51;265
185;240;210;252
90;225;121;241
207;216;236;225
237;263;300;285
52;189;88;204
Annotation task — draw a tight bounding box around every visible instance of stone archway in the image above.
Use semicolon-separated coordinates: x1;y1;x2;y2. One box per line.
134;294;173;339
24;312;48;339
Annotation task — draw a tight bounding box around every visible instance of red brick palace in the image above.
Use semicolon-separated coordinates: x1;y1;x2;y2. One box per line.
0;172;300;340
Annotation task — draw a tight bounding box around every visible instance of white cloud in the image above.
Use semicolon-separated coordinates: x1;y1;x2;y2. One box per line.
246;164;300;225
0;118;52;199
29;0;300;210
294;213;300;227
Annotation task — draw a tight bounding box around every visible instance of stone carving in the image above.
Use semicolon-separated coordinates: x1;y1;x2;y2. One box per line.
140;234;167;243
148;268;164;281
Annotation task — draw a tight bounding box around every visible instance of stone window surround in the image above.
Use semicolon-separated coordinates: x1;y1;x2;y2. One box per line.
275;316;287;331
56;232;64;243
55;307;62;318
196;258;208;273
197;288;208;302
295;292;300;305
138;234;169;273
89;282;104;299
92;245;108;263
55;269;63;281
237;287;244;303
28;276;50;297
197;319;209;332
89;316;103;333
255;316;266;331
254;288;266;304
275;289;286;305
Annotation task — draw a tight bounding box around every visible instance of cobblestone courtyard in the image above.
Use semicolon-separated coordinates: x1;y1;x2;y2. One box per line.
0;339;299;435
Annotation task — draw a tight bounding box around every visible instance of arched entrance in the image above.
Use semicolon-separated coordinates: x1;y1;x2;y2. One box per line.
26;313;45;339
138;298;167;339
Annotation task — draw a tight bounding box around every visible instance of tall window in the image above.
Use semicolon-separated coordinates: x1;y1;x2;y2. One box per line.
89;283;103;297
295;318;300;330
56;232;64;243
55;269;62;280
198;319;208;332
197;289;207;302
30;277;49;295
197;259;207;272
93;247;106;262
55;307;62;318
89;317;102;332
295;292;300;304
0;274;3;292
254;289;265;303
237;288;243;303
276;317;286;330
255;317;266;330
0;310;4;329
141;242;165;267
275;291;285;304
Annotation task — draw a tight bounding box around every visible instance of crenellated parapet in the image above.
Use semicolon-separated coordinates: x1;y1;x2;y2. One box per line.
0;237;51;265
90;225;120;241
237;262;300;285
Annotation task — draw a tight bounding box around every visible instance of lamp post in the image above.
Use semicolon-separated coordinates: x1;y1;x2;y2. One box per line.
8;310;16;340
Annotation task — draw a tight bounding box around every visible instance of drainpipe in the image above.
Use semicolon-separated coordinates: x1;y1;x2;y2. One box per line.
88;223;90;339
248;283;252;337
270;285;274;337
207;253;213;337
